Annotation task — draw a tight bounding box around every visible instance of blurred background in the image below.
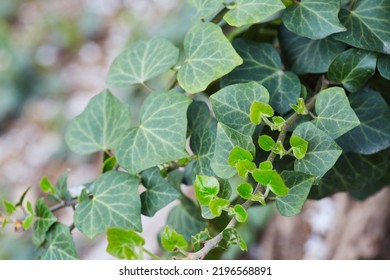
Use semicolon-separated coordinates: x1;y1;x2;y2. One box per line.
0;0;389;260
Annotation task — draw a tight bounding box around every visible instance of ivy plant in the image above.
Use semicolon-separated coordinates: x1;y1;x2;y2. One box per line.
1;0;390;260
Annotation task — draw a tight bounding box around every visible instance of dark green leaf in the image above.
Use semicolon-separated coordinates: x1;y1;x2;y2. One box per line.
222;228;247;251
32;198;57;247
106;228;145;260
177;22;243;93
378;54;390;80
117;90;191;174
252;169;288;196
209;198;230;216
161;226;188;252
102;156;117;173
140;167;180;217
337;89;390;154
65;90;131;154
55;170;72;202
222;39;300;114
233;205;248;223
15;187;31;208
328;49;377;92
187;101;210;136
74;171;141;239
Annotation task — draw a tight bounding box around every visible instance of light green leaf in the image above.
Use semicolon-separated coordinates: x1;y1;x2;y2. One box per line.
378;54;390;80
23;201;34;230
177;22;243;93
258;135;275;151
222;39;300;114
276;171;314;216
106;38;179;87
140;167;180;217
252;169;288;196
187;0;223;19
228;146;253;166
117;90;191;174
74;171;141;239
279;24;347;74
337;89;390;154
3;200;16;215
312;87;360;139
236;159;256;178
333;0;390;54
40;223;79;260
250;101;274;125
32;198;57;247
161;226;188;252
211;123;256;179
39;177;55;194
106;228;145;260
328;49;377;92
210;82;269;135
282;0;345;40
191;228;210;251
222;228;247;251
271;116;285;131
194;175;220;205
65;90;131;154
259;161;273;170
224;0;285;27
237;182;253;199
209;198;230;217
187;101;210;136
167;197;207;241
293;122;342;177
289;136;308;159
233;204;248;223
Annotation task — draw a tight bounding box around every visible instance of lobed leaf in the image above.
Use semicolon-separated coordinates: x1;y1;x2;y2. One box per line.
289;136;308;159
106;228;144;260
32;198;57;247
194;175;220;205
252;169;288;196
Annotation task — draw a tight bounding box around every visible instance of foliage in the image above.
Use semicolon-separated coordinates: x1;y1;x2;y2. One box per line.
1;0;390;260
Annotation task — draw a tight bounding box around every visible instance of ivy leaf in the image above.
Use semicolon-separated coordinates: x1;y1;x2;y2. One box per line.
278;24;347;74
102;156;117;173
223;0;285;27
74;171;141;239
211;123;256;179
65;90;131;154
293;122;342;177
236;160;256;178
54;170;72;202
282;0;345;40
276;171;314;216
117;90;191;174
209;198;230;217
222;39;300;114
3;200;16;215
106;228;145;260
258;135;276;151
22;201;34;230
328;49;377;92
210;82;269;135
233;205;248;223
177;22;243;93
32;198;57;247
378;54;390;80
106;38;179;87
39;177;55;194
161;226;188;252
237;183;253;199
191;228;210;251
194;175;219;206
140;167;180;217
289;136;308;159
337;89;390;154
312;87;360;139
187;0;223;19
200;179;232;219
228;146;253;167
250;102;274;125
40;223;79;260
333;0;390;54
167;197;207;241
252;169;288;196
187;101;210;136
222;228;247;251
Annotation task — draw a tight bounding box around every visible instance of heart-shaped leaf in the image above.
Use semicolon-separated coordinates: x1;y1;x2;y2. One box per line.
209;198;230;217
161;226;188;252
258;135;276;151
187;0;224;19
252;169;288;196
233;204;248;223
32;198;57;246
237;182;253;199
106;228;145;260
228;146;253;166
250;101;274;125
289;136;308;159
194;175;220;205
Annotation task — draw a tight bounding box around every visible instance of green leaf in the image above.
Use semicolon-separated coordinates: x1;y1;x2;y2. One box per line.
40;177;55;194
40;223;79;260
194;175;219;205
140;167;180;217
236;159;256;178
210;82;270;135
187;0;223;19
271;116;285;131
32;198;57;247
289;136;308;160
74;171;141;239
278;24;347;74
276;171;314;216
223;0;285;27
290;98;308;115
328;49;377;92
233;205;248;223
258;135;276;152
211;123;256;179
293;122;342;177
222;39;300;114
237;182;253;199
228;146;253;166
309;152;389;199
102;156;117;173
65;90;131;154
106;38;179;87
15;187;31;208
378;54;390;80
191;228;210;251
337;89;390;154
209;198;230;217
161;226;188;252
55;170;72;202
312;87;360;139
222;228;247;251
282;0;345;40
167;197;207;241
23;201;34;230
177;22;243;93
249;101;274;125
106;228;145;260
272;141;286;158
117;90;191;174
333;0;390;54
252;169;288;196
259;161;273;170
3;200;16;215
187;101;210;136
